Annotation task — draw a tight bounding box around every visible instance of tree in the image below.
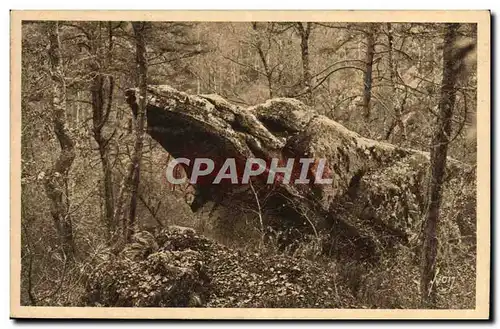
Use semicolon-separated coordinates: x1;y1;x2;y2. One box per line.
112;21;149;244
84;22;117;236
43;21;76;259
126;21;149;241
295;22;313;105
384;23;407;142
361;24;376;119
420;23;474;307
251;22;274;98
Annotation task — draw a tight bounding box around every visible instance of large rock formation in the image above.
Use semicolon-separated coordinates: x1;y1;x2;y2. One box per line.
125;85;476;260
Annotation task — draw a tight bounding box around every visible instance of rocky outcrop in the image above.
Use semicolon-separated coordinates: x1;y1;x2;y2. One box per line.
125;85;476;260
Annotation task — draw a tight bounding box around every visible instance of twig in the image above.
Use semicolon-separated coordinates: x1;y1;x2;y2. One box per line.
248;180;265;244
138;194;164;227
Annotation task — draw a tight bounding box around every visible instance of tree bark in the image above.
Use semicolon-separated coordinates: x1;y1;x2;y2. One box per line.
420;23;461;308
362;24;376;119
296;22;313;105
44;21;76;259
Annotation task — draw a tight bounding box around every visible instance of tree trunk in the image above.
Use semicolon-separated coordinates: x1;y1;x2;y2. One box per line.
44;21;76;259
126;21;149;242
91;73;115;234
252;23;273;98
90;23;115;236
362;25;375;119
384;23;405;142
296;22;313;105
420;23;461;308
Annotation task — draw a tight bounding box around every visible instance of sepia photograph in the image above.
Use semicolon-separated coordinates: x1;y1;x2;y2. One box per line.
10;10;490;319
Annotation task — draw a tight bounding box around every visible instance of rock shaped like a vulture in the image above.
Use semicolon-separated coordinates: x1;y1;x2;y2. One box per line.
125;85;476;260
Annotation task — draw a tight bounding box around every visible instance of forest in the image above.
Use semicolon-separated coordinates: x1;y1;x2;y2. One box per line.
20;21;477;309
